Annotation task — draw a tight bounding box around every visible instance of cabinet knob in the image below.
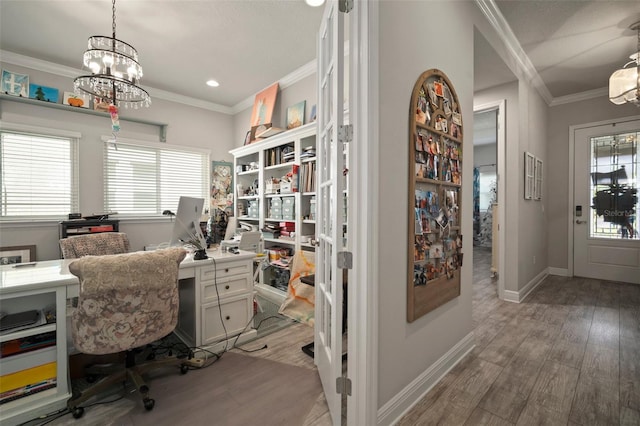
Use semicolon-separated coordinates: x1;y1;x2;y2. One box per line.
225;315;231;320
225;285;230;290
225;268;229;273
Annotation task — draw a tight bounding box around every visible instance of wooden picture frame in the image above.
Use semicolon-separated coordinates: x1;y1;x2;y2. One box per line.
524;152;535;200
407;69;463;322
0;245;36;265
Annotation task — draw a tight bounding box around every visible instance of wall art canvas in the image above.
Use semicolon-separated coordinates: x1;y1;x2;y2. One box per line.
1;69;29;97
63;91;90;108
29;84;59;103
211;161;234;215
286;100;306;130
249;82;279;128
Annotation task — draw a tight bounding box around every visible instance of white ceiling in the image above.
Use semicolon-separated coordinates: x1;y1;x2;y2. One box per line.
1;1;639;111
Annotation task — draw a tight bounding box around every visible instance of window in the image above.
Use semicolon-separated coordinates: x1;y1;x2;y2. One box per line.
1;128;79;219
104;139;209;216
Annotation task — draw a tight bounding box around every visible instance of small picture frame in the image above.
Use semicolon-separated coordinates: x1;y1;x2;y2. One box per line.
63;91;90;108
524;152;535;200
286;100;306;130
309;104;317;122
29;84;59;103
433;81;444;97
534;157;543;200
1;69;29;97
0;245;36;265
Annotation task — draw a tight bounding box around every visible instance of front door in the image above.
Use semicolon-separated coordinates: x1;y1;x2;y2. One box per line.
315;0;346;424
573;118;640;283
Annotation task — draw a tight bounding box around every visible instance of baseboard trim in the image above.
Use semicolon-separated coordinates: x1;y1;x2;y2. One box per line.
376;332;475;426
503;269;549;303
548;267;569;277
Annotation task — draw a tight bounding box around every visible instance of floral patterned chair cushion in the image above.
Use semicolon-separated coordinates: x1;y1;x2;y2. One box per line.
60;232;131;259
68;247;187;355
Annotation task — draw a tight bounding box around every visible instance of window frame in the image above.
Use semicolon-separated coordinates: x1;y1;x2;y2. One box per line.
101;136;210;218
0;123;80;222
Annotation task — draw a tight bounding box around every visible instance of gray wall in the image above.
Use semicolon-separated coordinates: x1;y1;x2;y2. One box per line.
0;62;235;260
377;0;476;408
547;96;638;271
474;143;496;168
233;74;318;149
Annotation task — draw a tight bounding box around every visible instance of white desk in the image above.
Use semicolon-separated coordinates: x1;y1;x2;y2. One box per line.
0;249;256;426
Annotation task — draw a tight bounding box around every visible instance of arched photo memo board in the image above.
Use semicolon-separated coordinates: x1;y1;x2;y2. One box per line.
408;69;464;322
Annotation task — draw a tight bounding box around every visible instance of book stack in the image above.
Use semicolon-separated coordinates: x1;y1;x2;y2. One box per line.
279;221;295;239
300;146;316;160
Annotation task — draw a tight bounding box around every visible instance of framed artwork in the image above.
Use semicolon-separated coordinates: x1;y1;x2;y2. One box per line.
534;157;543;200
309;104;317;122
211;161;234;215
1;69;29;97
249;82;279;128
63;91;90;108
524;152;535;200
286;100;306;130
29;84;58;103
0;245;36;265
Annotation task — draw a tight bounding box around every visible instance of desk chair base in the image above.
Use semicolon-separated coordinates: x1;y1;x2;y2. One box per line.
67;350;188;419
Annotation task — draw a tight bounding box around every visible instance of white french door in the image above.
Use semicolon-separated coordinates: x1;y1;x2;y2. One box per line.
573;118;640;283
315;0;345;424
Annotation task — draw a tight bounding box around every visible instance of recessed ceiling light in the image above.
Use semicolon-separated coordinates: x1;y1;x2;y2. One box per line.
206;80;220;87
305;0;324;7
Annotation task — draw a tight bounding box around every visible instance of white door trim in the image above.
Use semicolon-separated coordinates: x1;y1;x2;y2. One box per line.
473;100;506;300
567;114;640;277
348;1;379;424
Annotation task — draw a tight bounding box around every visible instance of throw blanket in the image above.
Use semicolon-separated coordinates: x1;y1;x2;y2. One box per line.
279;251;315;326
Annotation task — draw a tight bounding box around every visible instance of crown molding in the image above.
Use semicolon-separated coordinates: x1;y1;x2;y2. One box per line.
549;86;608;107
475;0;553;105
1;50;234;114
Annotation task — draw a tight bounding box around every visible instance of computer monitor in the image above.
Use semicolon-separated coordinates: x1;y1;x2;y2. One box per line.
169;196;207;248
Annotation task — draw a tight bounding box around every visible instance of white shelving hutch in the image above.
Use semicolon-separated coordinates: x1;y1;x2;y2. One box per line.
230;123;317;303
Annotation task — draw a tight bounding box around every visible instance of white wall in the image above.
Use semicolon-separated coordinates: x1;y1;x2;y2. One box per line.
0;62;234;260
376;0;476;410
547;95;638;271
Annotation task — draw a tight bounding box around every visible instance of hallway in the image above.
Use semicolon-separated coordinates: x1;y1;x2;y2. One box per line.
398;247;640;425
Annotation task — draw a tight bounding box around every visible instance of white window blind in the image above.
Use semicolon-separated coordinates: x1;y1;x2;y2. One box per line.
1;130;78;218
104;140;209;216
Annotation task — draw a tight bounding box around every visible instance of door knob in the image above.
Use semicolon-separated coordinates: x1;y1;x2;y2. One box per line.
576;219;587;224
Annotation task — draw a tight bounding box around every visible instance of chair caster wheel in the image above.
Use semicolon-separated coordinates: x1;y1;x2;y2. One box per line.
72;407;85;419
181;364;189;374
144;398;155;411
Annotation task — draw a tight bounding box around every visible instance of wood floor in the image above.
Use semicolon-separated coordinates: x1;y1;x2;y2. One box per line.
398;246;640;425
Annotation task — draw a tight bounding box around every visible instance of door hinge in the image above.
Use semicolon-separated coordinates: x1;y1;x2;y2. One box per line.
339;0;353;13
338;124;353;143
337;251;353;269
336;376;352;395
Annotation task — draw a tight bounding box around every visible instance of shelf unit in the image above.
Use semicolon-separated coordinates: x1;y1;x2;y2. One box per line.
230;123;317;302
0;287;70;425
59;219;120;239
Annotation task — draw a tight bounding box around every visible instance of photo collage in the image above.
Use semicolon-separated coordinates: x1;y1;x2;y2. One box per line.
413;186;463;286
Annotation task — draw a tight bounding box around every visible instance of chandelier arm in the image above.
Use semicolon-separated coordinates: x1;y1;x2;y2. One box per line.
111;0;117;106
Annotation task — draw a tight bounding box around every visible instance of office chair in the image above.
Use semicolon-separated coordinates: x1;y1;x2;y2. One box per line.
59;232;130;259
66;247;188;419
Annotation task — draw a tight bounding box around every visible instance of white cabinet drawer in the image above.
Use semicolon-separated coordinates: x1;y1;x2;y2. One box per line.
202;275;251;304
199;259;251;282
201;294;252;345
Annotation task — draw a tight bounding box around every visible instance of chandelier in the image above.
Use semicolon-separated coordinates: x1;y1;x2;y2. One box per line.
609;21;640;106
74;0;151;109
